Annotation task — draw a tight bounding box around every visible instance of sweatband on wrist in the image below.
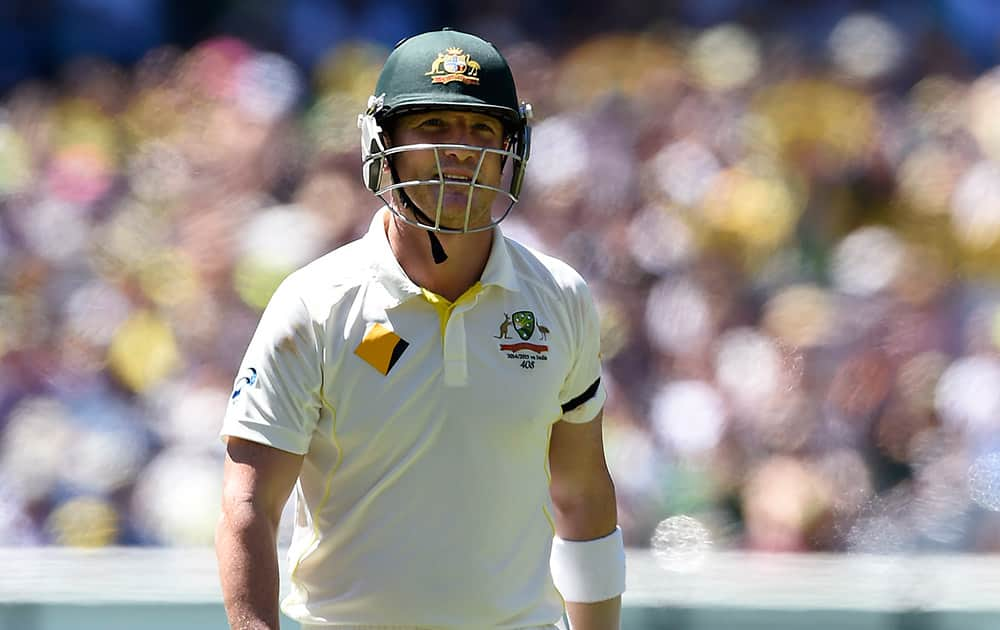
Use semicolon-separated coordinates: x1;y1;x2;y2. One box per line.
550;525;626;603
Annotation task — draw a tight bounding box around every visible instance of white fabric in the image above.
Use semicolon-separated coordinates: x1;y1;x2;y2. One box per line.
221;208;607;627
549;526;626;603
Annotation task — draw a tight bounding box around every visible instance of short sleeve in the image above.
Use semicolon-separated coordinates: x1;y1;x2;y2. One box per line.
558;277;607;424
221;275;323;454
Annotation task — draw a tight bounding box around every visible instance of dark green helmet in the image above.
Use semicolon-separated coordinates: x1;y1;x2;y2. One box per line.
358;28;532;235
373;28;523;127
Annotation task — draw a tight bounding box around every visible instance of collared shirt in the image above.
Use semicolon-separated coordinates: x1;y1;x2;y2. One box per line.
221;208;606;628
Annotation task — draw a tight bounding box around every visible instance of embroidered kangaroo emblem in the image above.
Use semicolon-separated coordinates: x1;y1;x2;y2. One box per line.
537;324;549;341
495;313;512;339
427;54;445;75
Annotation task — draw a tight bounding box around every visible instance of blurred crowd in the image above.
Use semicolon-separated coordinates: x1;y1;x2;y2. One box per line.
4;3;1000;556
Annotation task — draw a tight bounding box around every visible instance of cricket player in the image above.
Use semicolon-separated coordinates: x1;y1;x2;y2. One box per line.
216;28;624;630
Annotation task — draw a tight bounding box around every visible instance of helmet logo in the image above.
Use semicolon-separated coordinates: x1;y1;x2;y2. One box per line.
425;47;481;85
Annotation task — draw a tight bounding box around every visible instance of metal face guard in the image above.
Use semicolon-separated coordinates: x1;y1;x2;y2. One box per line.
364;142;523;234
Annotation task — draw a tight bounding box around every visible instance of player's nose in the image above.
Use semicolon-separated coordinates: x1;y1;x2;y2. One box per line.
442;136;480;162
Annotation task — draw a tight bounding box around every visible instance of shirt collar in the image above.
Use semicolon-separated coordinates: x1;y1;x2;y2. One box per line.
365;208;520;308
480;219;520;294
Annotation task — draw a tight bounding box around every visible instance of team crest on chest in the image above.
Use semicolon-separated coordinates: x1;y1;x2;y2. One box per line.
494;310;550;369
425;47;481;85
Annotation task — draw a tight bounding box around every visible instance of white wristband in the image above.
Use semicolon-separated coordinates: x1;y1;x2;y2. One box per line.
550;526;626;603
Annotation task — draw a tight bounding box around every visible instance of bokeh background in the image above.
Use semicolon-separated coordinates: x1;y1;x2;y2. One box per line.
3;0;1000;559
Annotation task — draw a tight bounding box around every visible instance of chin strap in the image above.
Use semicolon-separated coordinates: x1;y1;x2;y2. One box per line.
430;237;448;264
418;205;449;264
386;159;448;264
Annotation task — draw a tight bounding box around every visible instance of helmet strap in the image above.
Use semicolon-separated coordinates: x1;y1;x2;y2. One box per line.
386;157;449;265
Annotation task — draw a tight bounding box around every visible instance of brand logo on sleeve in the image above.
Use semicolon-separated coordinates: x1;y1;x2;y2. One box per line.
230;367;258;400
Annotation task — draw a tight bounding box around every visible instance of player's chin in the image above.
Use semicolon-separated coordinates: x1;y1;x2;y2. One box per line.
412;194;495;229
435;211;494;232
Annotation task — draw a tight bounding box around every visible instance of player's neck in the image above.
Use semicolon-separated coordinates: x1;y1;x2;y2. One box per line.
386;212;493;302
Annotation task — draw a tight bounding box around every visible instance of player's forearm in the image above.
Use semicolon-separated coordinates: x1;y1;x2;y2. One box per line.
566;596;621;630
550;471;618;541
216;501;282;630
552;476;621;630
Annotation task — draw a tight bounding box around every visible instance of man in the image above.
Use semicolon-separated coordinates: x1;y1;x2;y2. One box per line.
216;28;624;630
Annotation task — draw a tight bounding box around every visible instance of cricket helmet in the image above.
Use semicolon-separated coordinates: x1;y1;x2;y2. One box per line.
358;28;532;235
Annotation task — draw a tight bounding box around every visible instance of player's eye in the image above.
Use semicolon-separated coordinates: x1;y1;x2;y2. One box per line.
418;118;445;129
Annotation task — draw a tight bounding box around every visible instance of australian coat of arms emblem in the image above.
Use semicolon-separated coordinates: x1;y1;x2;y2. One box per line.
426;47;481;85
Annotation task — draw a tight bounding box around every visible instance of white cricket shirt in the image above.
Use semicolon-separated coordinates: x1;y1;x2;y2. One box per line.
221;208;607;628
